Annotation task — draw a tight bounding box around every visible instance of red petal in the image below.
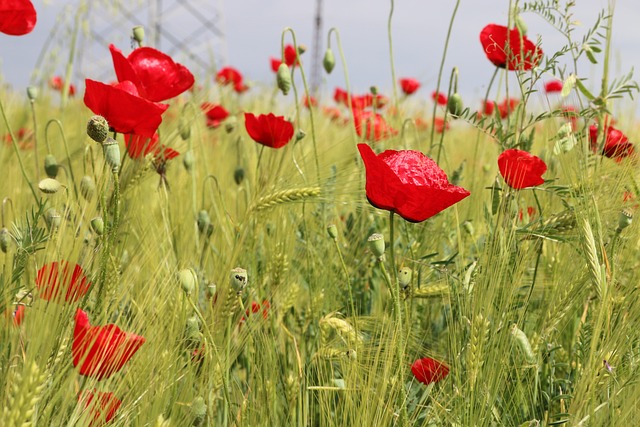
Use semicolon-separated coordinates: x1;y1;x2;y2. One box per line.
127;47;195;102
498;149;547;189
0;0;36;36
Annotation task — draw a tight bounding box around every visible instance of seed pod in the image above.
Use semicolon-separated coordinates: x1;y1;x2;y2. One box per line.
26;86;38;102
183;150;194;173
367;233;385;260
38;178;62;194
233;167;245;185
618;209;633;232
132;25;145;46
447;93;464;117
80;175;96;201
323;48;336;74
230;267;248;293
398;267;412;289
276;63;292;96
90;216;104;235
87;115;109;143
0;227;11;253
102;137;121;173
177;268;198;296
326;224;338;240
44;208;61;230
197;210;211;235
44;154;59;178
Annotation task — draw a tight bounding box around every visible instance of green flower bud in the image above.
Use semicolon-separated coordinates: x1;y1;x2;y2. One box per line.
276;63;292;96
87;115;109;143
224;116;237;134
177;268;198;296
447;93;464;117
191;396;207;426
370;86;378;96
295;129;306;141
0;227;11;253
38;178;62;194
618;209;633;232
233;167;245;186
44;208;61;230
44;154;59;178
398;267;412;289
183;150;194;173
102;137;121;173
462;220;474;236
132;25;145;46
327;224;338;240
80;175;96;201
297;44;307;55
26;86;38;102
323;48;336;74
197;210;211;235
90;216;104;235
230;267;248;293
367;233;386;260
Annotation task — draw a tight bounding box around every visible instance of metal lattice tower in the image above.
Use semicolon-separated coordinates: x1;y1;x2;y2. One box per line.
310;0;323;94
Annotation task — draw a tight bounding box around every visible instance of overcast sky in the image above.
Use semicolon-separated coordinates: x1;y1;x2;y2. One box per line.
1;0;639;108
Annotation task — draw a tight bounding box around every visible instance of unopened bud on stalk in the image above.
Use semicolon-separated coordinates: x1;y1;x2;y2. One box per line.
197;210;211;235
297;44;307;55
618;209;633;232
462;220;474;236
367;233;386;261
0;227;10;253
277;63;292;95
45;208;61;230
230;267;248;293
38;178;62;194
178;268;198;296
80;175;95;201
224;116;237;134
191;396;207;425
447;93;464;117
132;25;145;46
327;224;338;240
323;48;336;74
295;129;306;142
179;118;191;140
87;115;109;143
183;150;194;173
102;137;121;173
90;216;104;235
398;267;412;289
26;86;38;102
233;167;245;185
44;154;59;178
370;86;378;96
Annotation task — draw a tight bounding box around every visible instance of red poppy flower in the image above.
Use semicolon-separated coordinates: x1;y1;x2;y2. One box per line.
270;44;298;72
244;113;294;149
480;24;542;71
322;106;342;121
353;110;397;141
433;117;449;134
357;143;470;222
399;78;420;95
432;91;448;106
480;100;495;117
36;261;91;303
201;103;229;128
72;308;146;380
498;98;519;119
78;390;121;426
240;300;270;326
302;95;317;109
333;87;349;105
0;0;36;36
124;133;179;161
498;149;547;189
84;79;168;138
4;127;34;149
216;66;246;92
109;44;194;102
4;304;24;326
373;94;389;109
518;206;537;222
544;79;563;93
49;76;76;97
351;94;374;111
411;357;449;385
589;124;635;161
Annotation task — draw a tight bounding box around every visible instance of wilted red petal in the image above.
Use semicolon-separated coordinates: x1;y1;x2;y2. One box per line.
270;58;281;72
498;149;547;189
399;78;420;95
411;357;449;385
244;113;294;149
480;24;542;71
0;0;36;36
36;261;91;303
78;390;122;426
358;144;470;222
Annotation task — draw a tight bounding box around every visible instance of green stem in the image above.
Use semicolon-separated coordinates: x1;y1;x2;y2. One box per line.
45;119;79;199
29;100;39;181
387;0;399;113
61;1;85;108
435;67;458;165
327;28;358;144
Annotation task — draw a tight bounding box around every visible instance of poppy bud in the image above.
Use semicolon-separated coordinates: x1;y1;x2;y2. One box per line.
233;167;245;185
183;150;194;173
367;233;386;261
277;63;292;96
295;129;306;141
447;93;464;117
191;396;207;426
26;86;38;102
370;86;378;96
38;178;62;194
179;119;191;140
297;44;307;55
230;267;248;293
132;25;145;46
102;137;121;173
206;283;217;299
44;208;61;230
197;210;211;235
80;175;96;201
87;115;109;144
398;267;412;289
177;268;198;296
90;217;104;235
224;116;237;134
323;48;336;74
618;209;633;232
462;220;474;236
0;227;10;253
44;154;59;178
327;224;338;240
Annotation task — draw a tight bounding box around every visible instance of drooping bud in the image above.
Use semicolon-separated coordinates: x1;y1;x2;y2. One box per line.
323;48;336;74
38;178;62;194
0;227;11;253
233;167;245;185
327;224;338;240
80;175;96;201
367;233;386;261
102;137;121;173
26;86;38;102
90;216;104;235
276;63;292;96
230;267;248;294
297;44;307;55
44;154;59;178
44;208;61;230
177;268;198;296
87;115;109;143
295;129;306;142
183;150;194;173
132;25;145;46
178;118;191;140
447;93;464;117
618;209;633;232
197;210;211;235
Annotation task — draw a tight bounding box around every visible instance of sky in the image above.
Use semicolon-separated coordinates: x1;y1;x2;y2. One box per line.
1;0;639;109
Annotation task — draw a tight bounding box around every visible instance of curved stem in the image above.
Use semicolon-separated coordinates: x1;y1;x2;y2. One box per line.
29;100;40;181
45;119;79;199
435;67;458;165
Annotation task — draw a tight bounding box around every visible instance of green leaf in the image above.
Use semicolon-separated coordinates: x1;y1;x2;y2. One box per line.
561;74;576;97
575;78;596;100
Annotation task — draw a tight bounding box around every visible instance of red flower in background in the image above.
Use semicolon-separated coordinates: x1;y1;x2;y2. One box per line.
544;79;563;93
3;127;34;150
84;79;168;138
350;94;373;111
216;66;249;93
4;304;25;326
518;206;537;222
480;100;495;117
498;149;547;189
109;44;194;102
589;124;635;161
357;144;470;222
322;106;342;122
302;95;318;109
334;87;349;105
498;98;519;119
124;133;179;161
399;78;420;95
72;309;146;380
0;0;37;36
411;357;450;385
49;76;76;97
270;44;299;71
433;117;450;134
78;390;121;426
480;24;542;70
432;91;448;106
353;110;397;141
201;103;229;128
36;261;91;303
244;113;294;149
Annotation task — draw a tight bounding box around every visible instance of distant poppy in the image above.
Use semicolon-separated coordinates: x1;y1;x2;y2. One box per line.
350;94;373;111
353;110;397;141
433;117;449;134
333;87;349;105
302;95;318;109
0;0;36;36
84;79;168;138
4;304;24;326
78;390;121;426
431;91;447;106
357;143;470;222
399;78;420;95
373;94;389;109
216;66;243;86
244;112;294;149
481;100;495;117
518;206;537;222
480;24;542;70
124;133;179;161
270;44;299;72
49;76;76;97
240;300;271;326
561;105;579;130
589;124;635;161
201;103;229;128
498;98;519;119
544;79;563;93
3;127;34;149
498;149;547;189
72;308;146;380
36;261;91;303
411;357;449;385
109;44;194;102
322;106;342;122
